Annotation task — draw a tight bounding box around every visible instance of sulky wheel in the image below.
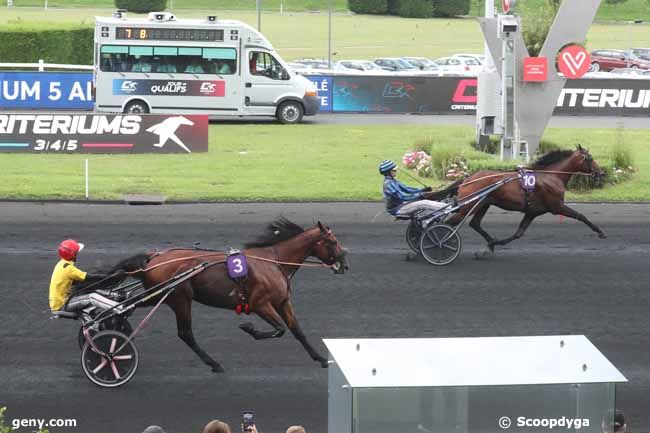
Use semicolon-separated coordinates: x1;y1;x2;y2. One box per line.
81;330;139;388
419;224;462;266
78;317;133;350
405;220;423;253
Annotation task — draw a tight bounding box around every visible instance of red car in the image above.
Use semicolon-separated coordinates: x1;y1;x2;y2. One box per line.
590;49;650;72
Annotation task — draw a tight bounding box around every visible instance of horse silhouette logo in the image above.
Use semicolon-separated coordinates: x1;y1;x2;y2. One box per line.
146;116;195;153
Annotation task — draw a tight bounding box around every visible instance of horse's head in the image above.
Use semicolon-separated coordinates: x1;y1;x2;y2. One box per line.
311;222;349;274
575;144;603;180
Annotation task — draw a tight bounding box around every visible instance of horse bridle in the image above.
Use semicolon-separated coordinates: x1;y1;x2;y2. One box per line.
315;230;343;265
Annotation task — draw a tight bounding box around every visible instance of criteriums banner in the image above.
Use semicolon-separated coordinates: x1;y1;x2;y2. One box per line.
0;113;208;153
304;75;650;116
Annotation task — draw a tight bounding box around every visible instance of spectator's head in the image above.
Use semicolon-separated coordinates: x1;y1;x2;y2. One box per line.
286;426;306;433
142;426;165;433
203;420;231;433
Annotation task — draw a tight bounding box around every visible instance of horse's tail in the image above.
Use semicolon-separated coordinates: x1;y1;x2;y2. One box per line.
425;178;464;201
110;252;151;280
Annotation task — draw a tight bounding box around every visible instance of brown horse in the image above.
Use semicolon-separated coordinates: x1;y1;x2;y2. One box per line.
111;219;348;373
442;145;606;253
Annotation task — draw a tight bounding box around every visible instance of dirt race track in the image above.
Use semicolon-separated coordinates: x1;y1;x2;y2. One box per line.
1;202;649;433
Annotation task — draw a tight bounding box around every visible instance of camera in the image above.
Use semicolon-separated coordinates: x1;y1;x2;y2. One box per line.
498;14;519;37
241;411;254;432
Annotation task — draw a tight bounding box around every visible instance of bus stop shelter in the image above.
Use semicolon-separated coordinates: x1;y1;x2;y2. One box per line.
324;335;627;433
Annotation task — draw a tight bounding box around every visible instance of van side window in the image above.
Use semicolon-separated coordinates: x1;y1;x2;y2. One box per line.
249;51;288;80
98;45;237;75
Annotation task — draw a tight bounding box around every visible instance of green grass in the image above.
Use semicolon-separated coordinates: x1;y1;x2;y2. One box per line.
2;9;650;61
7;0;350;12
5;0;650;20
469;0;650;22
0;124;647;202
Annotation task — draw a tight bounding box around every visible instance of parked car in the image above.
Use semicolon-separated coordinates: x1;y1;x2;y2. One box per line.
589;49;650;72
294;58;332;70
374;57;420;72
630;48;650;61
434;56;480;75
400;57;441;71
453;53;486;65
335;60;385;73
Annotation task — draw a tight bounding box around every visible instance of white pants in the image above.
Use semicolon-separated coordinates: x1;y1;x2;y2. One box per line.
396;200;448;217
66;292;119;312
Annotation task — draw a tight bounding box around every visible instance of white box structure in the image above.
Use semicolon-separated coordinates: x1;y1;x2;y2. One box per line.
324;335;626;433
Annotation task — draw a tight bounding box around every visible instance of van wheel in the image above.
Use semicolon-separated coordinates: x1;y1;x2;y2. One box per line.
124;100;149;114
276;101;304;124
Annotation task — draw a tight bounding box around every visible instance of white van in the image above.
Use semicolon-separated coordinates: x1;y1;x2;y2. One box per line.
94;11;319;123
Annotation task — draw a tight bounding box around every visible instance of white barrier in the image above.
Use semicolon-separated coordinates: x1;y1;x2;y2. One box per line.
0;60;92;72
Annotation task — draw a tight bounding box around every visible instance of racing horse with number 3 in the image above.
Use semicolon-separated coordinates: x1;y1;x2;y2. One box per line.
438;145;607;255
109;219;348;373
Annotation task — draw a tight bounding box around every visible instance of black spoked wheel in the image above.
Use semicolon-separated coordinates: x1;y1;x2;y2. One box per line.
405;220;423;253
78;317;133;350
419;224;462;266
81;330;139;388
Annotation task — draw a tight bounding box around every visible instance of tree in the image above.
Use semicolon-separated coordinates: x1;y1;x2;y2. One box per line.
521;2;555;56
546;0;561;11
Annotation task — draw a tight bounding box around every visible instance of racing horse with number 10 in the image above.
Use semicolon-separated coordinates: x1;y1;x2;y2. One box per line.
430;145;607;255
109;219;348;373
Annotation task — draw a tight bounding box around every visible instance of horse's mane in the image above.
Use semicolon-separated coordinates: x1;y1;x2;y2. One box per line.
243;217;305;248
529;149;574;169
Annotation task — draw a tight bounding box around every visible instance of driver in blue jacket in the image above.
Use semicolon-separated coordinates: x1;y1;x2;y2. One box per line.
380;160;447;218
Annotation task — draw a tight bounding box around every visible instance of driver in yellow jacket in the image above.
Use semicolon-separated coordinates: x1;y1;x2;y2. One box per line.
49;239;122;313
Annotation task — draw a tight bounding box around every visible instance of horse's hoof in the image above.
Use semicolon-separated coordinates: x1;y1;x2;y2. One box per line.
599;232;607;239
474;250;493;260
212;365;225;373
239;322;254;333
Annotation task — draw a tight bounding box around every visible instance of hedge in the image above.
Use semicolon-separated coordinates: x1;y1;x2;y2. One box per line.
396;0;433;17
0;28;93;65
433;0;470;16
115;0;168;13
348;0;388;14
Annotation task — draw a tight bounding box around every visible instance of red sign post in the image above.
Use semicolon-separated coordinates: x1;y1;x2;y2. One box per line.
557;45;591;79
523;57;548;82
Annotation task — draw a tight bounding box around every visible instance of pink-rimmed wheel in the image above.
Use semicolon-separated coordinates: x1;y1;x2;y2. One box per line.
81;330;139;388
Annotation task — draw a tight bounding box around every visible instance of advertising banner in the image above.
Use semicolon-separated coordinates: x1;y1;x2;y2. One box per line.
112;79;226;97
330;76;476;113
305;76;333;112
554;79;650;116
0;113;208;153
0;72;93;110
304;75;650;116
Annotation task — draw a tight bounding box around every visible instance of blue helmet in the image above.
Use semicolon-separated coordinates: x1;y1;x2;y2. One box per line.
379;160;397;175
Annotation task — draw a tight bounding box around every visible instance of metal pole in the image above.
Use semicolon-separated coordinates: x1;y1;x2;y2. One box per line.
328;0;332;68
257;0;261;31
627;21;631;68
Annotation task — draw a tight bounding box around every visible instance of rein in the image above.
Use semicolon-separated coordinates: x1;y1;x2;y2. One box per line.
126;251;334;275
457;169;593;188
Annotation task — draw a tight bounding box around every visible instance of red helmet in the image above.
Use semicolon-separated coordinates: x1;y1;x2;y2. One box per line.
58;239;84;261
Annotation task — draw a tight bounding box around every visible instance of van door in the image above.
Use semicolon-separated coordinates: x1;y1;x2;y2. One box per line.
243;50;294;115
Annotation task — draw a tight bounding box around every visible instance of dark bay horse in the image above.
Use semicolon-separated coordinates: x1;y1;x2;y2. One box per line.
111;219;348;373
441;145;606;253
